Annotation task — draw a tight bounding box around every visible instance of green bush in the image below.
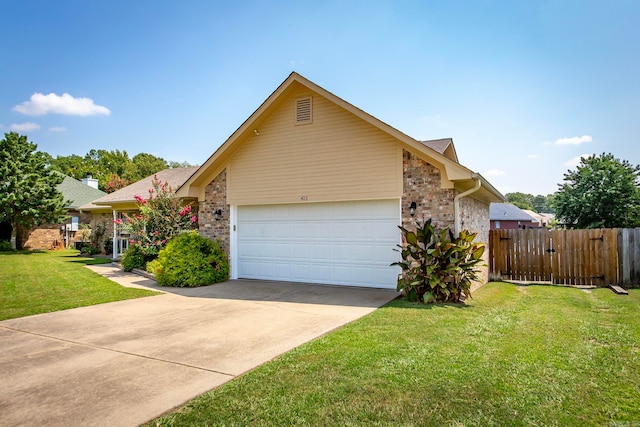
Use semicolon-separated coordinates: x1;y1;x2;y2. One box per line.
392;219;485;303
103;239;113;255
0;240;13;252
145;259;162;275
120;245;147;272
155;232;229;287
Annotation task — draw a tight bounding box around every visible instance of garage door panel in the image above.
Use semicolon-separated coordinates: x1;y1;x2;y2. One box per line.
237;200;400;288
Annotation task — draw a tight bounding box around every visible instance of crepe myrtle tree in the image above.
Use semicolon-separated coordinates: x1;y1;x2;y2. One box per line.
119;175;197;270
553;153;640;229
0;132;67;248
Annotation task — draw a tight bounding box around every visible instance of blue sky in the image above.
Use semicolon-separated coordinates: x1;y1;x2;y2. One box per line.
1;0;638;196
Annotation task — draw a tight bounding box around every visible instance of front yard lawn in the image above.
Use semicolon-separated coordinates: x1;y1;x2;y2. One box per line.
0;250;158;320
151;283;640;426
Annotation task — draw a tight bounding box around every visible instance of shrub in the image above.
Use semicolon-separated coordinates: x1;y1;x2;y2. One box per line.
121;245;147;272
103;239;113;255
392;219;485;303
155;232;228;287
145;259;162;275
119;176;197;260
0;240;13;252
89;219;108;254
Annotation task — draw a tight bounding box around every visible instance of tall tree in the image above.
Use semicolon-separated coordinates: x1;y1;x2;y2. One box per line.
533;194;555;213
50;150;194;193
553;153;640;229
132;153;169;179
0;133;67;248
505;192;534;210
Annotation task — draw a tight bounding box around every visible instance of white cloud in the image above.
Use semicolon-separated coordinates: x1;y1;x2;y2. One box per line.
484;169;506;177
527;154;540;159
49;126;67;132
555;135;592;145
9;122;41;132
13;93;111;116
564;153;592;168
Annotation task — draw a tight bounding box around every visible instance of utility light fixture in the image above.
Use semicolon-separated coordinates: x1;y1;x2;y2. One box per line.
409;201;417;217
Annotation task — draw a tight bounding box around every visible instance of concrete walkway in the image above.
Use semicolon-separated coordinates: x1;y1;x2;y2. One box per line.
0;265;398;427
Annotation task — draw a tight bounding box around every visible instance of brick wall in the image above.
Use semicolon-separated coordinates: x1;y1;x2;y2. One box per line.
19;210;114;252
401;150;490;289
401;150;455;231
19;225;62;250
458;196;491;287
89;213;115;254
199;169;230;254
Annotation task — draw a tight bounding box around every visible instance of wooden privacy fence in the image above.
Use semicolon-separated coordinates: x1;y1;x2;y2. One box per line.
489;228;640;287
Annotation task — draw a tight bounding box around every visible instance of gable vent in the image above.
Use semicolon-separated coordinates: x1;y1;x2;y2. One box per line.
295;96;312;124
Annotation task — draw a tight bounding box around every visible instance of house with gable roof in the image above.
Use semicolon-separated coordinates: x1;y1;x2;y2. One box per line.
490;203;538;230
79;167;199;258
173;72;504;289
18;174;106;250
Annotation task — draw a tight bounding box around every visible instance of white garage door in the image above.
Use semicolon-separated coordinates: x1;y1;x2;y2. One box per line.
237;200;400;289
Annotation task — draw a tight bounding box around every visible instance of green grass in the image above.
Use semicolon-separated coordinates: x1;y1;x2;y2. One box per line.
150;283;640;427
0;250;159;320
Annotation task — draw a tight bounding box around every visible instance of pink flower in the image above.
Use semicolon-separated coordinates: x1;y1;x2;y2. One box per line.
190;215;198;223
113;219;123;225
179;205;192;217
134;195;147;205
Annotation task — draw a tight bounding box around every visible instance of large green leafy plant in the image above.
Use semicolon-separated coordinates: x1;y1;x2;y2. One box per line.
392;219;485;303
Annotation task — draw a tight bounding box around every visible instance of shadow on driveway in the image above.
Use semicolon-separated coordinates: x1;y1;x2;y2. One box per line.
90;263;400;308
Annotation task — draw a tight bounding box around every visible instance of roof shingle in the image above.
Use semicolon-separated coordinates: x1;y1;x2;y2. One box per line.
88;167;198;207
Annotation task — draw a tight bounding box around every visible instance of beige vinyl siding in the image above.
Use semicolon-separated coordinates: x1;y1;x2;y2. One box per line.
228;89;403;205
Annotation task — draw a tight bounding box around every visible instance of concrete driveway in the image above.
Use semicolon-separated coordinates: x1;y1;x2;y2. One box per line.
0;265;398;427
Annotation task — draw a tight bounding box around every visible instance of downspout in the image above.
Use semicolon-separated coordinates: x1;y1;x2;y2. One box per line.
454;173;481;235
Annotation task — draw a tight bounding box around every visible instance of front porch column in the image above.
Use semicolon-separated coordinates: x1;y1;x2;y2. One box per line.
112;209;118;260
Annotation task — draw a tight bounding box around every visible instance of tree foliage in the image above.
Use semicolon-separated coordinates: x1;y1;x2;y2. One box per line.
552;153;640;229
0;133;67;247
49;150;195;193
505;192;555;213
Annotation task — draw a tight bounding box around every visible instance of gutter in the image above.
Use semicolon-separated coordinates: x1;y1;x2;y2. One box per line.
454;173;482;235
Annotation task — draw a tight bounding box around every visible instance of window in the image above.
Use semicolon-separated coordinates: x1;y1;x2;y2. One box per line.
295;96;312;124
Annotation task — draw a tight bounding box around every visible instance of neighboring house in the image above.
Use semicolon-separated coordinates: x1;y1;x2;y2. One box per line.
79;167;199;258
490;203;538;230
521;209;555;228
19;174;106;250
175;72;504;289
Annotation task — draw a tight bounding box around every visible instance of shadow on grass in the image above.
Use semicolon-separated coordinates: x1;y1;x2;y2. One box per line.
66;257;113;266
0;249;46;256
387;297;473;310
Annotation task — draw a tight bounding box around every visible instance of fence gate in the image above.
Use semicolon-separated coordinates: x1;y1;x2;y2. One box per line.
489;229;619;286
619;228;640;287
